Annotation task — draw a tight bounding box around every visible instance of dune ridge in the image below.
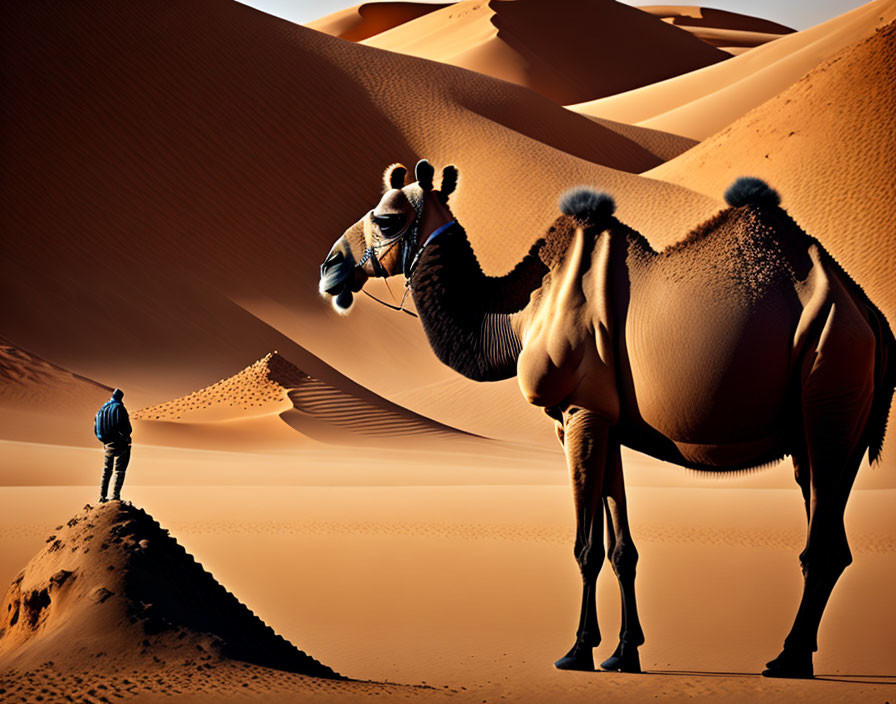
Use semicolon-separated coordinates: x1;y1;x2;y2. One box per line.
134;351;474;450
361;0;731;104
0;339;113;446
639;5;794;52
0;338;110;410
306;2;450;41
572;0;896;139
1;0;722;445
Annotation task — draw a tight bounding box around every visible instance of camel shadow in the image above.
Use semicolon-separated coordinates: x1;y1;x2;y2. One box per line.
641;670;896;686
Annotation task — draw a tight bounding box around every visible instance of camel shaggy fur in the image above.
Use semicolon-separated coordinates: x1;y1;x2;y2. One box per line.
320;160;895;678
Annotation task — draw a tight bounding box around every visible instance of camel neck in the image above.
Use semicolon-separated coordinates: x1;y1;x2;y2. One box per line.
407;222;548;382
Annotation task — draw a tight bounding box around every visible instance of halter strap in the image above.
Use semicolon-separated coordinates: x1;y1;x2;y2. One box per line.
360;218;457;318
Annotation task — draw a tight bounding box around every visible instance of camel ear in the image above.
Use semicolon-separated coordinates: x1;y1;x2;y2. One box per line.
415;159;435;191
440;165;458;198
383;163;407;191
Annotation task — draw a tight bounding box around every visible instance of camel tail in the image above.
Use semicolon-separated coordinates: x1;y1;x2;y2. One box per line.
724;177;781;208
559;188;615;229
866;302;896;465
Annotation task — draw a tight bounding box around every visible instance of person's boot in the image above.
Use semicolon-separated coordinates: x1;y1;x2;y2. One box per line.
98;496;108;504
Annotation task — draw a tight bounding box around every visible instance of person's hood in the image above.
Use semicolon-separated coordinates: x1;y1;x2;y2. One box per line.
111;388;124;401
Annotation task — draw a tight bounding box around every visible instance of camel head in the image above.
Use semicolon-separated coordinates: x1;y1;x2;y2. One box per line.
320;159;459;314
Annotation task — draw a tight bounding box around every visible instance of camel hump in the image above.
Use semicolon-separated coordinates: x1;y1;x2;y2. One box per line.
724;177;781;208
559;187;615;229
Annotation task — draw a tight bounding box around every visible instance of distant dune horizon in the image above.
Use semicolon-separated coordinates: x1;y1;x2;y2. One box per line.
2;0;894;701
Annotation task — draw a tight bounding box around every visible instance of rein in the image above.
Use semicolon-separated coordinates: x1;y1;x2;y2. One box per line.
358;217;456;318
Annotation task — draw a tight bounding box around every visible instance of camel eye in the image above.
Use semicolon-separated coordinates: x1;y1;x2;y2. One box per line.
373;213;406;239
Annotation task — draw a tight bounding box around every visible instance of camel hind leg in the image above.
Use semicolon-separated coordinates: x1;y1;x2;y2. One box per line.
599;439;644;673
764;298;876;678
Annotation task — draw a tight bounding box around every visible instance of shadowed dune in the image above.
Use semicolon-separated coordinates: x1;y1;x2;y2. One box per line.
571;0;896;138
306;2;450;41
639;6;794;53
361;0;731;104
133;351;476;450
0;502;338;677
0;339;112;446
1;0;720;445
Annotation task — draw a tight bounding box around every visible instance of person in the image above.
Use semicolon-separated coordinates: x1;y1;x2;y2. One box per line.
94;388;132;503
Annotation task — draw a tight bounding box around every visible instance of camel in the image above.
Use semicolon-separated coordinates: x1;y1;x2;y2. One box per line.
319;159;895;678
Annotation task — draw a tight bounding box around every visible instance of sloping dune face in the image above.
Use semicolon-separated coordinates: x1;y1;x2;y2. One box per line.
361;0;731;104
133;352;470;449
638;5;794;53
0;339;111;445
572;0;896;139
0;0;719;440
306;2;450;41
0;502;338;678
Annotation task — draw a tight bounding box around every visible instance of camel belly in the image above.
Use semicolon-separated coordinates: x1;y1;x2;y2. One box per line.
624;280;797;449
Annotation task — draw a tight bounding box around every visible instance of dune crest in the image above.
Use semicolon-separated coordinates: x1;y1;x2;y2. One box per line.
0;339;112;446
639;5;794;53
306;2;449;41
572;0;896;139
0;501;338;677
361;0;730;104
134;351;474;450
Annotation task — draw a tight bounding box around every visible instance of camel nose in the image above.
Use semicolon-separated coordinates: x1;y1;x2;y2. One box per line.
320;239;354;295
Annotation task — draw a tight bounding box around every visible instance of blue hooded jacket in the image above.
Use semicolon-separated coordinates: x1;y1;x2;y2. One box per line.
95;388;132;442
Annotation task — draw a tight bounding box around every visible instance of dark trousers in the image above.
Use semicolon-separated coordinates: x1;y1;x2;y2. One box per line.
100;440;131;500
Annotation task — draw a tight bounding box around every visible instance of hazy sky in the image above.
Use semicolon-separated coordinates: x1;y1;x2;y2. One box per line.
240;0;871;32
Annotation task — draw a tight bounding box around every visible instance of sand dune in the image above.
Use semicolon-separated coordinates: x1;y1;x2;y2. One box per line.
571;0;896;139
133;351;474;450
360;0;730;104
639;6;794;50
306;2;449;41
0;338;112;446
1;0;722;447
0;502;337;679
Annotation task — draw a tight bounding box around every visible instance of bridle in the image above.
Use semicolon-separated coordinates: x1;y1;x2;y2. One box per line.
355;192;456;317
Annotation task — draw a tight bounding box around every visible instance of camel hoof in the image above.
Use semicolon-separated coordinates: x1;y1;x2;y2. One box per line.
600;643;641;673
554;646;594;671
761;650;813;679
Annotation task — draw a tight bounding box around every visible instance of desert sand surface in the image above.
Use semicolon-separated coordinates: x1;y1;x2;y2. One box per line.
307;2;450;41
638;6;794;52
572;0;896;138
3;0;895;701
360;0;730;104
1;485;894;703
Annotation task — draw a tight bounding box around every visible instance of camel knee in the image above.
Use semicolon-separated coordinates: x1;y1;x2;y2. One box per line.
798;541;852;579
574;539;605;579
610;538;639;580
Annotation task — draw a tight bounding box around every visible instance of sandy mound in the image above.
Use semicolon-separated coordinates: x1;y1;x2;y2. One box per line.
0;502;338;678
133;351;476;451
0;338;112;446
2;0;722;446
572;0;896;138
361;0;730;104
306;2;449;41
639;6;794;52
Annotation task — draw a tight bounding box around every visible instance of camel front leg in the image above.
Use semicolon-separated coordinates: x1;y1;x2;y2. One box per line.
600;439;644;673
554;407;609;671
